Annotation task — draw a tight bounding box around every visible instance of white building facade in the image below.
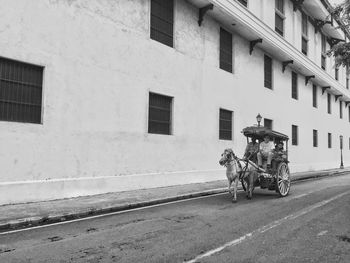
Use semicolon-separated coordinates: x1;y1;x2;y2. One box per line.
0;0;349;204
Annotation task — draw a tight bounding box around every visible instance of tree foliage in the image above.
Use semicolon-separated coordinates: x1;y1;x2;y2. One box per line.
327;0;350;69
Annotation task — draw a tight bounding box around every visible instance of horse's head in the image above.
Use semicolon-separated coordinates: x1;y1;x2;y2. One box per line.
219;148;236;166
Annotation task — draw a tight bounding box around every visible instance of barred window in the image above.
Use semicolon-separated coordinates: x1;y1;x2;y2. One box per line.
0;57;43;124
312;84;317;108
292;125;298;146
328;133;332;148
321;34;326;53
264;118;273;130
275;0;284;13
340;101;343;119
327;93;331;114
219;109;232;140
150;0;174;48
302;12;308;36
264;55;272;89
237;0;248;7
292;71;298;100
313;129;318;147
220;28;233;73
275;13;284;36
302;37;308;55
148;93;172;135
335;66;339;81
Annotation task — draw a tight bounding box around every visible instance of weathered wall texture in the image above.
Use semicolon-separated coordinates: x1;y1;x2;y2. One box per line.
0;0;348;204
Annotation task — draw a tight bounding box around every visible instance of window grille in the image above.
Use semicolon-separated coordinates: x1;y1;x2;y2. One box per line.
148;93;172;135
275;0;284;13
335;67;339;80
292;125;298;145
237;0;247;7
150;0;174;48
328;133;332;148
264;118;273;130
302;12;308;36
264;55;272;89
312;85;317;108
327;93;331;114
313;129;318;147
275;13;284;36
340;101;343;119
220;28;233;73
321;34;326;53
292;71;298;100
0;57;43;124
302;37;308;55
219;109;232;140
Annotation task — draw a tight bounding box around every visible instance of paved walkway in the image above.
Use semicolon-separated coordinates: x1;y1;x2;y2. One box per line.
0;167;349;232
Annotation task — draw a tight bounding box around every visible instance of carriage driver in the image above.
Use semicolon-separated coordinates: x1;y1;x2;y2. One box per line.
257;135;274;169
243;136;259;163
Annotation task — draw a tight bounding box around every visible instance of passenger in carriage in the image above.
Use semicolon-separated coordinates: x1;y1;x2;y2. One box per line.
257;135;274;169
243;136;259;163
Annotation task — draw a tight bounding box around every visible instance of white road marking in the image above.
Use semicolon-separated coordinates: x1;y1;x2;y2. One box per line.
317;230;328;236
0;191;237;236
184;190;350;263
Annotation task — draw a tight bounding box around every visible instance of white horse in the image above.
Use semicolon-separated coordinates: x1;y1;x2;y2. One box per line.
219;148;260;202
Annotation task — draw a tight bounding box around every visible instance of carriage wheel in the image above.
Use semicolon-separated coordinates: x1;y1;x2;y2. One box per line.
241;179;247;192
276;162;291;197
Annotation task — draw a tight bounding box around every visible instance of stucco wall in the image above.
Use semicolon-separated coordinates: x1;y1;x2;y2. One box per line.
0;0;348;204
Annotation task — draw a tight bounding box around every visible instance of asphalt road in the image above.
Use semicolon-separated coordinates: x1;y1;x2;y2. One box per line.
1;174;350;263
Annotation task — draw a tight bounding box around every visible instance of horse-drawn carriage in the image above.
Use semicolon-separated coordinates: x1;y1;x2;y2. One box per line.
219;125;291;202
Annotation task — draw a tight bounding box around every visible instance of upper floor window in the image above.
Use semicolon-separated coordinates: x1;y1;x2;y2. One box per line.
264;118;273;129
335;66;339;81
328;133;332;148
264;55;273;89
237;0;248;7
0;57;43;124
148;92;172;135
321;34;326;70
275;0;284;36
301;12;308;55
150;0;174;48
220;28;233;73
219;109;233;140
346;66;349;89
327;93;332;114
292;71;298;100
312;84;317;108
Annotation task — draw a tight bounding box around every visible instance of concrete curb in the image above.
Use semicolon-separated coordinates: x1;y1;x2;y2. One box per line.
0;169;349;233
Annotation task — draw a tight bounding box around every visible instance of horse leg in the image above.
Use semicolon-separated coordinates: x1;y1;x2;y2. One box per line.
232;177;238;203
247;172;253;200
227;175;233;197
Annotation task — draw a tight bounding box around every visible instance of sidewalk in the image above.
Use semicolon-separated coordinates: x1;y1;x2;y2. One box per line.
0;167;349;232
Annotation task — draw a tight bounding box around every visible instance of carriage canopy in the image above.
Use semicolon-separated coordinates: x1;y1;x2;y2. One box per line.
242;126;289;141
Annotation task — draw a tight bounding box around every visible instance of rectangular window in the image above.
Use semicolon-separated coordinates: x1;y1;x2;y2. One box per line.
347;66;349;89
264;118;273;129
327;93;332;114
340;101;343;119
275;13;284;36
219;109;232;140
312;84;317;108
150;0;174;48
328;133;332;148
220;28;233;73
292;125;298;145
335;67;339;81
275;0;284;36
302;37;308;55
349;106;350;122
301;12;308;55
0;57;43;124
313;129;318;147
264;55;272;89
148;93;172;135
237;0;248;7
292;71;298;100
321;34;326;70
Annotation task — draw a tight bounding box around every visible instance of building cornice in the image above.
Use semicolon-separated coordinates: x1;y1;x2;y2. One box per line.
209;0;350;100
